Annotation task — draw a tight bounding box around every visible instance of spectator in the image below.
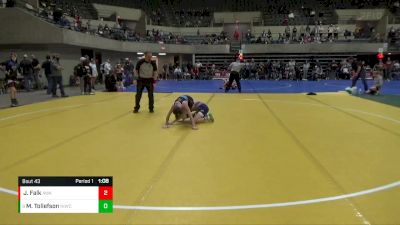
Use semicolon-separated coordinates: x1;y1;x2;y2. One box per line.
385;57;393;80
1;52;19;107
344;29;351;40
292;26;297;41
334;25;339;40
328;24;334;41
303;60;310;80
41;55;53;94
312;65;324;80
234;29;240;41
162;63;169;80
100;59;112;84
329;60;338;79
114;63;124;91
391;60;400;80
19;54;34;92
86;20;91;33
246;30;252;43
299;26;305;39
339;59;351;79
174;66;182;80
249;58;258;79
31;59;42;84
267;29;272;41
305;25;310;35
261;30;267;43
288;59;296;79
89;58;98;91
75;57;92;95
50;54;68;98
285;26;290;40
123;58;134;87
388;26;396;43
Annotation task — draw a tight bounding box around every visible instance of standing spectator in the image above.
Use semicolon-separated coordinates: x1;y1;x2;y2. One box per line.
1;52;19;107
292;26;297;41
76;57;93;95
234;29;240;41
385;57;393;80
329;60;338;79
249;58;258;79
391;61;400;80
115;64;124;91
123;58;134;87
86;20;91;33
89;58;98;91
388;26;396;43
162;63;169;80
303;60;310;80
50;54;68;98
288;59;296;79
31;55;41;89
300;26;305;39
101;59;112;83
133;52;157;113
41;55;52;94
187;61;194;78
285;26;291;40
267;29;272;42
328;24;334;41
19;54;34;92
334;25;339;40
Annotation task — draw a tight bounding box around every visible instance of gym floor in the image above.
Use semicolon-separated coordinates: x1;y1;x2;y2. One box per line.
0;81;399;224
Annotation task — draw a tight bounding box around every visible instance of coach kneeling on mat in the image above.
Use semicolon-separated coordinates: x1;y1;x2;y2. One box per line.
133;52;157;113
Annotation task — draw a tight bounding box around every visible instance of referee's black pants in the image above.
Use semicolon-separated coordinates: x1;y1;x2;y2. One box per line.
135;78;154;111
225;71;241;93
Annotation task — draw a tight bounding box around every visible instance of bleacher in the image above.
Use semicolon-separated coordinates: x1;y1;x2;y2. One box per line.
40;0;98;19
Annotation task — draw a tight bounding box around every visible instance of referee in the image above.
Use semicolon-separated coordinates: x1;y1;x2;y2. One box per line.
133;52;158;113
225;57;244;93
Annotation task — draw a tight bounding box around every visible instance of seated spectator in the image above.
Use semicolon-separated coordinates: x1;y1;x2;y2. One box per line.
174;66;182;80
344;29;351;40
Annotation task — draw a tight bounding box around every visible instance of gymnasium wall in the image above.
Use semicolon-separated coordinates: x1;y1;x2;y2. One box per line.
145;25;224;36
213;11;262;23
241;42;386;54
93;3;142;21
336;9;386;22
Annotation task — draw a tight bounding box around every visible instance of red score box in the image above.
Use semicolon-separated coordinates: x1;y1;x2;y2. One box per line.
99;186;113;200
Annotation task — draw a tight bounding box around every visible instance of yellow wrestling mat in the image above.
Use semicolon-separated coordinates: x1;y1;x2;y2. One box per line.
0;92;399;225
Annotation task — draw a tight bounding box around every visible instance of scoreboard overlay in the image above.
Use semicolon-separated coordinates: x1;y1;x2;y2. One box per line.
18;177;113;213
